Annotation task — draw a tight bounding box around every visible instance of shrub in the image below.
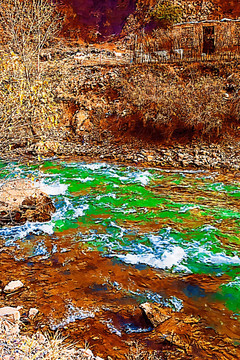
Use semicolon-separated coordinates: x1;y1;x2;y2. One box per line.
118;69;230;142
0;0;62;80
150;0;182;26
0;0;63;150
0;54;61;149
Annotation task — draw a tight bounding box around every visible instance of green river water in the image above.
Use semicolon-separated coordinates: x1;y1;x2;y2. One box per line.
0;160;240;316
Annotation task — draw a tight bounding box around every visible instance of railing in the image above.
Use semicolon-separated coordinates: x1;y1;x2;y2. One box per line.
130;49;240;64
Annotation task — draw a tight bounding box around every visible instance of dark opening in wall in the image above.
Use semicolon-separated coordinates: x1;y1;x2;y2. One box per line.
203;26;215;54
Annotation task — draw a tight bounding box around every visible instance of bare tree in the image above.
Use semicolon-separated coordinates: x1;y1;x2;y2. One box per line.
0;0;62;81
0;0;63;151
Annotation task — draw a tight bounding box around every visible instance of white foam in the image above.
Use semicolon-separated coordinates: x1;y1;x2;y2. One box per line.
149;233;174;248
64;162;107;171
123;208;137;214
159;246;186;268
116;246;186;270
0;220;55;241
38;181;68;196
74;204;89;218
104;320;122;337
224;277;240;288
110;170;151;186
200;225;217;232
163;169;206;174
50;303;95;330
82;163;107;171
134;172;151;186
39;223;55;235
111;174;129;183
211;183;224;191
179;205;199;213
109;222;126;238
96;193;117;201
32;242;48;257
75;177;93;182
203;251;240;265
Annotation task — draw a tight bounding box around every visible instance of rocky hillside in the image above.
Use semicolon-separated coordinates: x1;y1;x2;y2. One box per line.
58;0;136;41
173;0;240;22
58;0;240;41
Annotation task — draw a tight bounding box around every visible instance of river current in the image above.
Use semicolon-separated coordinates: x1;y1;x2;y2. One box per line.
0;160;240;354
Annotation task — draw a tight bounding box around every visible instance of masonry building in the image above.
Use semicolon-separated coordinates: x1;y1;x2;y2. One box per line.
173;19;240;56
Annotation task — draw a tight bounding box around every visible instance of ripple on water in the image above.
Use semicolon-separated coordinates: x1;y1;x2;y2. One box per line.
0;160;240;314
49;301;96;330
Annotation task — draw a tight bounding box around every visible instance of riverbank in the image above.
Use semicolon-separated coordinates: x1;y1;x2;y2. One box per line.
0;248;240;360
0;55;239;172
1;137;239;173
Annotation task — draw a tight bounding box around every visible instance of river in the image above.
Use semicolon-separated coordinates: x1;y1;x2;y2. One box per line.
0;160;240;358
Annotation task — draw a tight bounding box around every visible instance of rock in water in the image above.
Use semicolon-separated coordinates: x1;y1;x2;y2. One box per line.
28;308;39;319
0;179;56;226
3;280;24;293
139;302;172;327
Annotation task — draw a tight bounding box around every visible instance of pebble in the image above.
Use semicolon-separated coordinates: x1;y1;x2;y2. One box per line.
3;280;24;293
78;348;98;359
28;308;39;319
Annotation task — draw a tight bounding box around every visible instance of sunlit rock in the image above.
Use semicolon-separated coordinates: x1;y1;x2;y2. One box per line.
74;110;93;135
3;280;24;293
0;306;21;322
36;140;62;156
0;179;56;226
28;308;39;320
140;302;172;327
79;348;94;359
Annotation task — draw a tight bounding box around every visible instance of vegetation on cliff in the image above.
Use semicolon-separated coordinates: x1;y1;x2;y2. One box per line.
115;65;240;142
150;1;182;26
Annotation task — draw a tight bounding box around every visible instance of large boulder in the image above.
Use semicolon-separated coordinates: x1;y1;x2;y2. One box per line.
140;302;172;327
0;179;55;226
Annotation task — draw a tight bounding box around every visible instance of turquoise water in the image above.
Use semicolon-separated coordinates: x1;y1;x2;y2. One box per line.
0;160;240;313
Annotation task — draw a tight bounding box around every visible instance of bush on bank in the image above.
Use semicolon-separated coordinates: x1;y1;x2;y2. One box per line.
111;65;240;143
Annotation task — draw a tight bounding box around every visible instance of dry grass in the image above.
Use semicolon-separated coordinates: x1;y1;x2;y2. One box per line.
117;67;239;142
0;321;162;360
0;0;65;153
0;331;82;360
0;317;92;360
0;53;64;150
